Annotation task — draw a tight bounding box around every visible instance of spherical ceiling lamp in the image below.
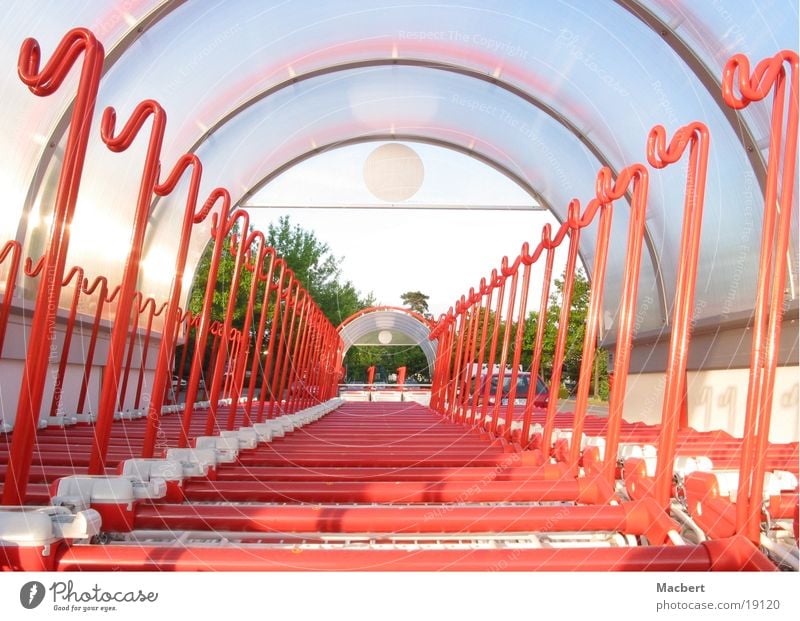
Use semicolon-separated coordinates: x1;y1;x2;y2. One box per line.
377;330;393;344
363;143;424;202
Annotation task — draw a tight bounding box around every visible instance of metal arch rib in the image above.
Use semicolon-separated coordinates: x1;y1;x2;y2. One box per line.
338;309;438;374
614;0;767;193
140;58;668;321
12;0;189;248
232;132;593;289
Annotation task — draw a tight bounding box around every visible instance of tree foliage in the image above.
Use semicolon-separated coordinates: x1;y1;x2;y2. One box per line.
522;269;608;398
400;290;430;316
184;216;374;379
266;216;374;325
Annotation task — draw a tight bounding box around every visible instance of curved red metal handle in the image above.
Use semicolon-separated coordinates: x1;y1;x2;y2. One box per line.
101;99;166;156
82;275;107;296
105;284;122;304
258;246;277;281
0;240;21;264
18;27;103;97
61;265;84;287
24;255;45;277
596;163;648;203
647;122;710;169
722;51;798;108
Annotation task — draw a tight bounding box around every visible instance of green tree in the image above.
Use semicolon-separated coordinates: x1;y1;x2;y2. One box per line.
522;269;608;398
266;216;374;325
183;216;374;379
400;291;430;316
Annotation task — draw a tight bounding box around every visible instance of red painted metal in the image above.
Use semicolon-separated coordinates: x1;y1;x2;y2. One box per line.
178;188;233;446
254;259;286;422
89;99;168;474
478;268;506;427
267;274;298;418
0;240;21;357
490;259;520;435
565;198;611;473
117;294;142;411
447;295;468;419
225;230;267;427
201;208;250;435
595;164;650;487
133;300;167;410
647;122;710;509
521;230;555;445
76;277;120;415
142;155;217;456
47;265;84;418
3;28;104;505
54;536;773;572
724;51;799;543
467;277;493;424
541;202;582;452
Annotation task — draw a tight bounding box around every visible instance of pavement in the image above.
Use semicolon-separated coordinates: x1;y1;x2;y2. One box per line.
556;398;609;417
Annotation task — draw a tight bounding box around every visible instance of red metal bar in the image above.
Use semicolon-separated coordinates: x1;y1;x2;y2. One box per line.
446;296;468;419
429;311;453;413
294;298;318;410
133;300;167;409
255;260;286;422
286;296;313;414
241;249;277;422
566;198;611;473
478;269;507;428
177;188;234;445
3;28;104;505
54;538;774;572
117;293;144;411
724;51;798;543
456;290;481;421
142;155;217;456
224;231;266;427
268;274;299;418
647;122;710;509
541;204;582;452
47;266;84;418
76;278;120;414
595;164;650;486
467;278;493;425
277;290;308;415
0;240;21;357
203;209;250;435
490;258;521;435
89;99;168;474
502;247;534;439
222;329;241;402
520;230;555;445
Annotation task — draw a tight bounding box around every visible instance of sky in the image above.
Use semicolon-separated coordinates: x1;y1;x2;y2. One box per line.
247;141;571;318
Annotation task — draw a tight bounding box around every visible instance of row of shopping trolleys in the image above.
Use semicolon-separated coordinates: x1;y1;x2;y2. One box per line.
0;399;796;571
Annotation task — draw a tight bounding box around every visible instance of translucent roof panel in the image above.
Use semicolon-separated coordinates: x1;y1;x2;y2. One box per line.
1;0;795;340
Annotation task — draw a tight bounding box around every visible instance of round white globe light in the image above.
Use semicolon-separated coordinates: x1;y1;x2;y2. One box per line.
363;143;424;202
377;330;393;344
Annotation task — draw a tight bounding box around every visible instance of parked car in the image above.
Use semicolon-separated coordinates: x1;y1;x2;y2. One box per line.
473;371;549;408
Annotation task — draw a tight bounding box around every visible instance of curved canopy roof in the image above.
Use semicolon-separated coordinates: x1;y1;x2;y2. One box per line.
1;1;796;336
338;307;437;373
